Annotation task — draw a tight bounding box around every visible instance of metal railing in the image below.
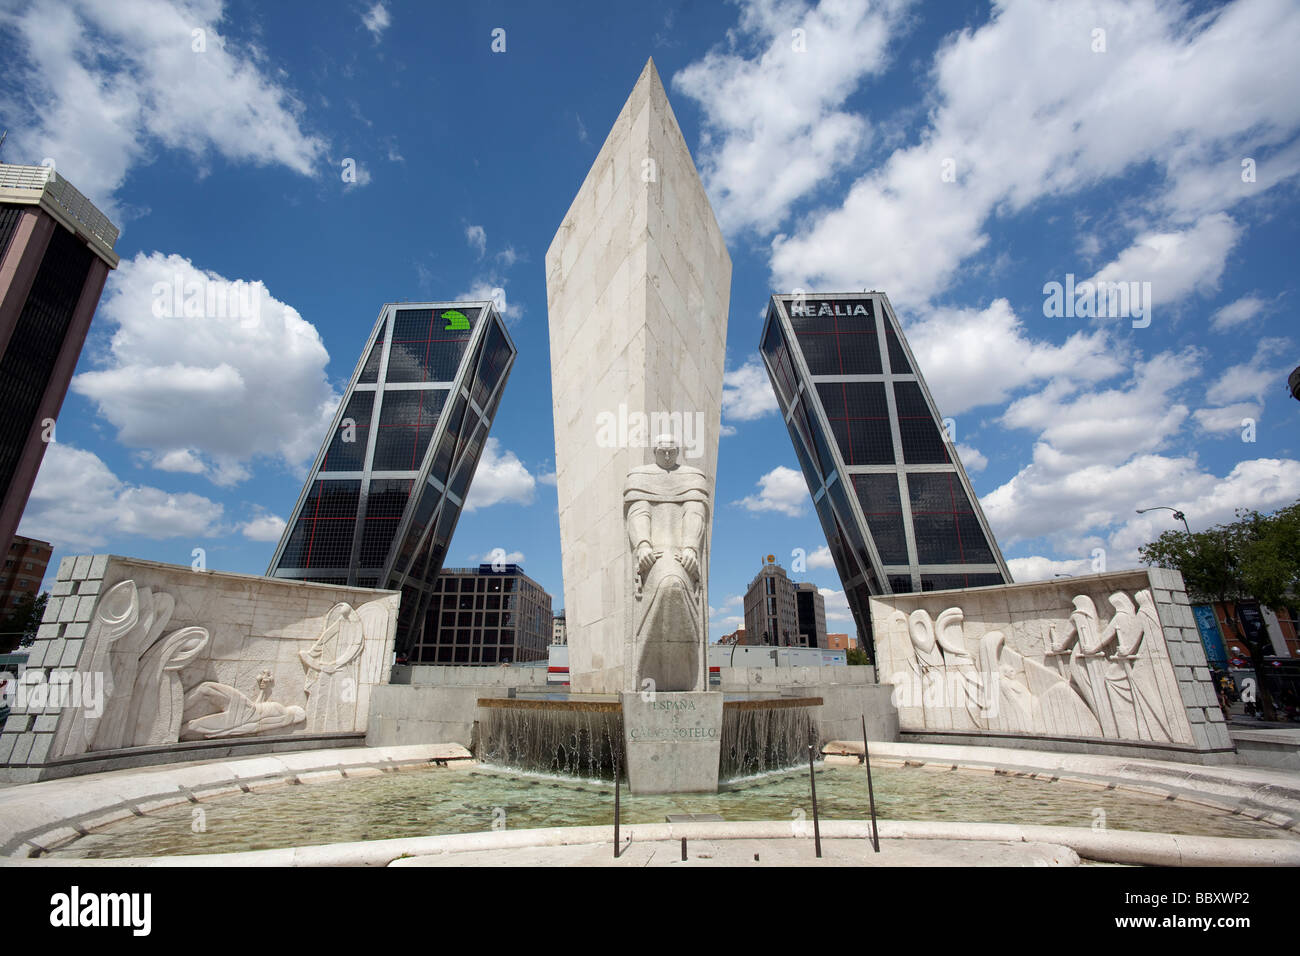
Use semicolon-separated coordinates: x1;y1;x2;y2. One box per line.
0;164;119;249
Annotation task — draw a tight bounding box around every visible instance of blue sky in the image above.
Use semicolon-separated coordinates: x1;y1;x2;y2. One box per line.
2;0;1297;643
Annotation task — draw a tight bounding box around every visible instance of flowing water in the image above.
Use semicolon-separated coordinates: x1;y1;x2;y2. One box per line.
47;761;1294;859
476;699;820;781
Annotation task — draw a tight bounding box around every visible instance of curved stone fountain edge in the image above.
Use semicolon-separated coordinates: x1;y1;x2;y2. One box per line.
2;739;1298;863
7;820;1299;868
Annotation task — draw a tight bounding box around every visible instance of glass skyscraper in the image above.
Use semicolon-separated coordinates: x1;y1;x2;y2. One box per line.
760;292;1010;655
268;300;516;656
0;164;119;551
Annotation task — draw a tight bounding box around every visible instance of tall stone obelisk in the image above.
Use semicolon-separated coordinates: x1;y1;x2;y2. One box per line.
546;59;732;697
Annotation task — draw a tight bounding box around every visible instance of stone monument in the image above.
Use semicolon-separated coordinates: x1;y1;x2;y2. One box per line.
546;59;731;791
546;58;731;698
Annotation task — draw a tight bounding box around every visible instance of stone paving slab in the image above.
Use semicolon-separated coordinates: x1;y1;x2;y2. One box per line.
389;837;1080;867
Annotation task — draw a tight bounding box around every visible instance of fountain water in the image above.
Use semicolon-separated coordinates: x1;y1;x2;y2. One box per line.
475;695;823;784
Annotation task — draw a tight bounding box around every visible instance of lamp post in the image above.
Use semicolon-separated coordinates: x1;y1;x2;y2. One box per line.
1136;506;1192;535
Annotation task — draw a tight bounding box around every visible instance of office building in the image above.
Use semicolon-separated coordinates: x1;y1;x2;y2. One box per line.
268;301;516;658
552;610;567;646
759;292;1010;656
409;564;551;665
743;560;828;647
0;164;119;549
0;534;50;613
794;581;827;649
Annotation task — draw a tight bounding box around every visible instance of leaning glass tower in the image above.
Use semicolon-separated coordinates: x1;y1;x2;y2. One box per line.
268;300;516;654
760;292;1010;655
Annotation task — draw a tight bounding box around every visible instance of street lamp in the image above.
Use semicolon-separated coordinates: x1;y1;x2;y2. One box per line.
1136;506;1192;535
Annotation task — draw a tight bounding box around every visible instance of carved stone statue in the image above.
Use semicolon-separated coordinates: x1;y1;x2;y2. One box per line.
181;671;306;739
84;580;210;751
624;435;710;692
301;602;367;732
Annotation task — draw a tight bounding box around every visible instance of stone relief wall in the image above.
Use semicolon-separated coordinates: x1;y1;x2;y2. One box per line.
869;568;1232;752
0;555;399;771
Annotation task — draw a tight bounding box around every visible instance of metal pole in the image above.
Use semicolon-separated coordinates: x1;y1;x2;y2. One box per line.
614;750;621;858
861;714;880;853
807;744;822;859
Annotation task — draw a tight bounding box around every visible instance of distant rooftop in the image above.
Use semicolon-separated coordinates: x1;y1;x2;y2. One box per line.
0;163;119;267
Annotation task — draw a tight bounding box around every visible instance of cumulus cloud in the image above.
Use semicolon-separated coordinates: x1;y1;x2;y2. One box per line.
806;544;835;569
954;443;987;474
903;299;1123;417
0;0;326;221
818;587;852;622
239;513;285;543
722;357;778;423
461;438;537;511
71;252;338;486
674;0;907;234
19;444;224;551
735;465;808;517
761;0;1300;306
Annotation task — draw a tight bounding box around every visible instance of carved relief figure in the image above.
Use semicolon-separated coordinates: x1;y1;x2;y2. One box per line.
300;602;366;732
181;671;306;739
624;435;710;692
85;580;210;751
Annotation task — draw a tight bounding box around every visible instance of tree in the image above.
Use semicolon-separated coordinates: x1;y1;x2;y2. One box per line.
1139;500;1300;721
846;647;872;667
0;592;47;654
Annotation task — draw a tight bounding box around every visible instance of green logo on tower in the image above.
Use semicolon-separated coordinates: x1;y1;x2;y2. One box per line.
443;309;470;331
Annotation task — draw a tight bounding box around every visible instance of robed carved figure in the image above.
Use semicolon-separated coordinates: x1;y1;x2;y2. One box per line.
624;436;710;692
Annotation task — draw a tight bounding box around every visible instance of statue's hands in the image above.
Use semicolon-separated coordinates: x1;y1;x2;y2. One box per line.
636;543;657;578
678;547;700;581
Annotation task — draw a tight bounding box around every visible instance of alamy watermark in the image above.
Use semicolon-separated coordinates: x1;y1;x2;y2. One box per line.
1;669;104;718
595;404;706;459
152;274;262;328
1042;274;1151;328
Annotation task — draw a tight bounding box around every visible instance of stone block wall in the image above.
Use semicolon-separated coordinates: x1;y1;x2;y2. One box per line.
0;555;399;780
869;567;1231;754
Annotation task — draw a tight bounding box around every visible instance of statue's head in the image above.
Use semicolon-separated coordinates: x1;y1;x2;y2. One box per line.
653;435;680;470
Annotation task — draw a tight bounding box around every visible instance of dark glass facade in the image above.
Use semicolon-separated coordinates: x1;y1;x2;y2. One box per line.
409;564;551;664
0;216;92;509
759;293;1010;658
269;301;516;658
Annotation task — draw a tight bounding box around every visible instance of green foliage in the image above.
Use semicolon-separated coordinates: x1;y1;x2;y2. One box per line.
1;592;46;653
1139;499;1300;721
846;647;871;666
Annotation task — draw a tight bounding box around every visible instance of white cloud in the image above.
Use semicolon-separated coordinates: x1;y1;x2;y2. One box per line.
1005;555;1097;583
361;2;390;39
954;443;987;474
19;444;224;551
673;0;907;234
1210;295;1268;331
240;512;286;542
0;0;326;221
461;438;537;512
722;357;778;422
71;252;338;485
762;0;1300;307
458;281;522;323
1205;338;1292;405
806;544;834;569
1088;213;1242;313
905;299;1123;417
473;549;526;565
466;224;487;258
818;587;852;622
735;465;807;517
998;349;1198;464
150;448;206;475
1191;402;1260;436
